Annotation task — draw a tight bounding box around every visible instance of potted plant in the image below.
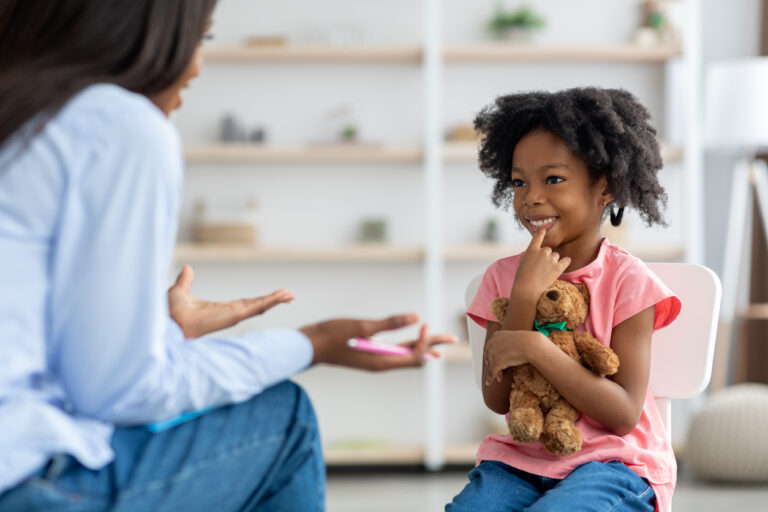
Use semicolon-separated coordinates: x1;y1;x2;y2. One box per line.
487;3;546;42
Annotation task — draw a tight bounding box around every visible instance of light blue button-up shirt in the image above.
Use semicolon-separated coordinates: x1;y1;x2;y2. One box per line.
0;84;313;494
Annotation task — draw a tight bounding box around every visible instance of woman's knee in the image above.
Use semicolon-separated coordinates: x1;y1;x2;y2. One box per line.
255;380;318;432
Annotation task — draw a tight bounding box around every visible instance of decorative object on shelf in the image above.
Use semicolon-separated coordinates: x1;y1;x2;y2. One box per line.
482;218;499;243
358;218;388;244
244;35;288;47
633;0;678;47
486;3;546;42
339;124;358;142
193;198;260;247
220;113;246;143
249;127;267;144
445;123;480;143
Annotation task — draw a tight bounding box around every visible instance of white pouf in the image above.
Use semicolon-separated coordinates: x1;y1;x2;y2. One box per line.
686;383;768;482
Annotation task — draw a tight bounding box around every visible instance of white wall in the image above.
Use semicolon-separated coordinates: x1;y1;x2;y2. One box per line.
170;0;759;453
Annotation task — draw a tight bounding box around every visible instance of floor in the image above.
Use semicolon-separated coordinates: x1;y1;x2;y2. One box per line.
326;465;768;512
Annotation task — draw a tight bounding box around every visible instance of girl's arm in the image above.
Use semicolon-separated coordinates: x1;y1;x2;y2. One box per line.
482;228;569;414
481;286;540;414
487;305;655;435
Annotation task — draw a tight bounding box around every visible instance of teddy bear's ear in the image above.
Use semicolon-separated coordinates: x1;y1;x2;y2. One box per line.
575;283;590;307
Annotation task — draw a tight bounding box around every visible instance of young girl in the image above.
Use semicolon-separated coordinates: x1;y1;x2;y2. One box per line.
447;87;682;512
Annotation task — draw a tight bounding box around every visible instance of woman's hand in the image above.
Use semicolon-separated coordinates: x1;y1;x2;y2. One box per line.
300;313;457;371
168;264;295;339
483;329;546;385
512;228;571;300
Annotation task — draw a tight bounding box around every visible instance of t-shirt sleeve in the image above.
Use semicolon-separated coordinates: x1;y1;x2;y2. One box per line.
467;264;503;329
613;260;682;331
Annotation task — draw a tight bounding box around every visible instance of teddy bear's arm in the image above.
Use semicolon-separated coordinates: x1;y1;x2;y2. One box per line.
573;331;619;377
490;297;509;323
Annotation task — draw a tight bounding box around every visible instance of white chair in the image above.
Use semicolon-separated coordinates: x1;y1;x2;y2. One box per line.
464;262;722;441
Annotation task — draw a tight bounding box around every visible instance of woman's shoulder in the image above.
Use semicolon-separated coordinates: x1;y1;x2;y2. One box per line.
55;84;178;148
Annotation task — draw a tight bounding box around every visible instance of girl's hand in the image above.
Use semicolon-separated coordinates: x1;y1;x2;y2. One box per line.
168;265;295;339
512;228;571;299
300;314;457;371
483;329;546;385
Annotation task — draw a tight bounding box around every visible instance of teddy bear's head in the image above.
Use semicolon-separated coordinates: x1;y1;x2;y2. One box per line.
535;280;590;330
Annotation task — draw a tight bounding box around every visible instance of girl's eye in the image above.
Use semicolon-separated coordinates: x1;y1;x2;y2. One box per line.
511;178;525;188
545;176;564;185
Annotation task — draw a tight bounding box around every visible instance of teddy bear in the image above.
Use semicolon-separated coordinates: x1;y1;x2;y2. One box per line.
489;280;619;456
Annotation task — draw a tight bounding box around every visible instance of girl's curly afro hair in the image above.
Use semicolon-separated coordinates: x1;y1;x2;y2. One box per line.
473;87;667;226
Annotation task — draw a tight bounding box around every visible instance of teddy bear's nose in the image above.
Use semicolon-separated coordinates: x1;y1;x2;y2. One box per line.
546;290;560;301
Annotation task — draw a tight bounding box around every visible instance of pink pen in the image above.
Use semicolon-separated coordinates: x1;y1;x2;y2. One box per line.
347;338;435;360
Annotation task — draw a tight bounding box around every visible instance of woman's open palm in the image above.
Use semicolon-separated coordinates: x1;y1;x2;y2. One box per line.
168;264;295;338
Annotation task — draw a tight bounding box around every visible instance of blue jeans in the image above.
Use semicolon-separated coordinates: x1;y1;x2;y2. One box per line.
446;460;655;512
0;381;325;511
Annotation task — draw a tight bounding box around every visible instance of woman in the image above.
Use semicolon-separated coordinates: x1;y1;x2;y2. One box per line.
0;1;454;510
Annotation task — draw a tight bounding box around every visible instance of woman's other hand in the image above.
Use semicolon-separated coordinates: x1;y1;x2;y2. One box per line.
300;314;457;371
168;264;294;338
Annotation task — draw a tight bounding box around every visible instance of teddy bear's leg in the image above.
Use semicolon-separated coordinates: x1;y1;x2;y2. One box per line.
540;398;582;456
573;331;619;377
508;388;544;443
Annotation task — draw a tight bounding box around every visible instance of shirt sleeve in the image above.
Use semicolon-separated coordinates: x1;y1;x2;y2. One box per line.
50;98;313;425
613;259;682;332
467;263;503;329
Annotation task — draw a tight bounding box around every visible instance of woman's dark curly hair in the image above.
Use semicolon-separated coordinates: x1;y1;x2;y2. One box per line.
474;87;667;226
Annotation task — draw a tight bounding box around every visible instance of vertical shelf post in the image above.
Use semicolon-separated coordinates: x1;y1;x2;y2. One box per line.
681;0;704;264
423;0;445;471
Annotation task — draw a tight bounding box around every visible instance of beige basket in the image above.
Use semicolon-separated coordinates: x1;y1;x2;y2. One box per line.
193;200;259;247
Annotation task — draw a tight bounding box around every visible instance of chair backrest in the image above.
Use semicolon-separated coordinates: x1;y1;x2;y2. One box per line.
464;262;721;437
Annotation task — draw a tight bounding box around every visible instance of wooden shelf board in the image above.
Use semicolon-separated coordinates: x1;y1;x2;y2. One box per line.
324;445;424;465
442;343;473;363
444;244;525;262
184;144;423;164
323;443;478;465
203;45;423;63
444;43;682;62
444;442;480;465
174;244;424;263
175;243;684;264
203;44;681;64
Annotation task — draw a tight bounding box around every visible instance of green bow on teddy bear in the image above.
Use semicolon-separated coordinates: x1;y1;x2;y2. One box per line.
533;319;572;337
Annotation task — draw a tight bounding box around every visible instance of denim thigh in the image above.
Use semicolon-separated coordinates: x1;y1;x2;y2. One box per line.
446;461;544;512
0;380;324;512
526;461;655;512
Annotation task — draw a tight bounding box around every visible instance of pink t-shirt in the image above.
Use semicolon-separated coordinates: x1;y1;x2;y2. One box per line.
467;239;682;512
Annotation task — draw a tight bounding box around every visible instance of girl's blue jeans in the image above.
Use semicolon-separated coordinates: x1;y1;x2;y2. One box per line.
0;380;325;511
446;460;656;512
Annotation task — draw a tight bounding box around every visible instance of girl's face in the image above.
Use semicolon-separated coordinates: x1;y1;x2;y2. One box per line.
510;129;613;255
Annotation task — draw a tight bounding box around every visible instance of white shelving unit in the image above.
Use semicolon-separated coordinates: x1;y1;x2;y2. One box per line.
175;0;702;469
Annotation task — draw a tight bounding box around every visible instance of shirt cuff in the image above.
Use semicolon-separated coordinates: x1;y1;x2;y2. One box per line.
240;328;314;380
